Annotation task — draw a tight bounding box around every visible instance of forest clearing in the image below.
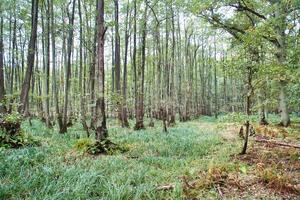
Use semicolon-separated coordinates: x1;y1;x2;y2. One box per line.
0;0;300;199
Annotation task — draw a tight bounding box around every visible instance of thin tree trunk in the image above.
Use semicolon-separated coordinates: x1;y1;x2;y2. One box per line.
121;0;130;127
134;1;148;130
60;0;76;133
50;0;59;117
0;16;5;113
169;1;176;125
133;0;138;123
44;0;51;127
78;0;89;137
19;0;39;114
114;0;122;123
93;0;107;140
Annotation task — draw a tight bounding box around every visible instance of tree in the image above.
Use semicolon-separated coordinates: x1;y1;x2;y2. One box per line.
121;0;130;128
196;0;299;126
134;0;148;130
114;0;122;124
0;15;5;113
93;0;107;140
60;0;76;133
19;0;39;114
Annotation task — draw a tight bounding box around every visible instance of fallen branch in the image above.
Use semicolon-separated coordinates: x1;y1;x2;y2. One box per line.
255;138;300;149
156;184;175;191
216;184;224;199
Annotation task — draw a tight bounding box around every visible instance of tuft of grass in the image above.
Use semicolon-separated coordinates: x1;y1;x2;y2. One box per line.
73;138;93;152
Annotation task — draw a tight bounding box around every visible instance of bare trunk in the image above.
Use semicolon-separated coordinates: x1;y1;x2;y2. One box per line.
60;0;76;133
19;0;39;114
278;81;290;126
44;0;51;127
114;0;122;123
134;1;148;130
93;0;107;141
0;16;5;113
121;0;130;128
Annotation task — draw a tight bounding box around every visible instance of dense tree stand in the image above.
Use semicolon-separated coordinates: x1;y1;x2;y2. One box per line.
0;0;298;149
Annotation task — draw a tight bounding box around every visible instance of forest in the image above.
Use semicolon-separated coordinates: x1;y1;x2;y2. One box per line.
0;0;299;199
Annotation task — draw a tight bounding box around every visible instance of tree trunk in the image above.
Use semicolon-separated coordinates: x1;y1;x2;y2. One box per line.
50;0;59;118
0;16;5;113
257;88;268;125
169;2;176;125
275;5;290;127
44;0;51;127
241;65;253;155
19;0;39;114
134;1;148;130
77;0;89;137
93;0;107;141
60;0;76;133
133;0;138;125
114;0;122;123
278;81;290;127
214;34;218;119
121;0;130;128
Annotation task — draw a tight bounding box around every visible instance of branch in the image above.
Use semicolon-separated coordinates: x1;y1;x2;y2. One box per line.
255;138;300;149
230;1;267;20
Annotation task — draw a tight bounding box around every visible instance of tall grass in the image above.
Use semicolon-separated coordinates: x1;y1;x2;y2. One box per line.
0;118;237;200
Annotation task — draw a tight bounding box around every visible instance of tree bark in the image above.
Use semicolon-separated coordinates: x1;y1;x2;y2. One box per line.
133;0;138;124
93;0;107;140
60;0;76;133
169;1;176;125
0;16;5;113
121;0;130;128
19;0;39;114
44;0;51;127
134;1;148;130
50;0;59;117
114;0;122;123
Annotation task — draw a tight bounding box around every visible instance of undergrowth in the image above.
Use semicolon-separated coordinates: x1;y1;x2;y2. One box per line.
0;115;298;199
0;113;40;148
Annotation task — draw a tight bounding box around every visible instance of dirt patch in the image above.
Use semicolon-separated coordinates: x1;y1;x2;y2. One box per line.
217;123;240;141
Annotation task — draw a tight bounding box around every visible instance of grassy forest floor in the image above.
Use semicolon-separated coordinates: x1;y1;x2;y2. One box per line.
0;115;299;199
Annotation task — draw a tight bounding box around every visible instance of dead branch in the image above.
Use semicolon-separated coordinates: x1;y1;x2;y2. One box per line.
255;138;300;149
216;185;224;199
156;184;175;191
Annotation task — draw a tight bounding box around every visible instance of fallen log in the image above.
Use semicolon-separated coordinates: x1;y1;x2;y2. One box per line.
255;138;300;149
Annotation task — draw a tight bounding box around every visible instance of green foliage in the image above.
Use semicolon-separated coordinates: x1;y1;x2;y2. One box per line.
0;113;39;148
0;129;39;148
2;112;22;124
74;138;129;155
73;138;93;152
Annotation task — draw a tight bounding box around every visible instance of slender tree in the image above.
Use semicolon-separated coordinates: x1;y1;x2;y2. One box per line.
60;0;76;133
0;16;5;113
121;0;130;127
93;0;107;140
19;0;39;114
134;0;148;130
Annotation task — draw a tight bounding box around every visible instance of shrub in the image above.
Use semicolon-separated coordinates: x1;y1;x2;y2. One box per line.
73;138;93;152
0;113;39;148
74;138;129;155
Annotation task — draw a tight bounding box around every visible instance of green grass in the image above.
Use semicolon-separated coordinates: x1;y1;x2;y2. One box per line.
0;117;239;200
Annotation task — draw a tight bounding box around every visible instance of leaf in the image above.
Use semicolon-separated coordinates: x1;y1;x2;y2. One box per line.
239;165;247;174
